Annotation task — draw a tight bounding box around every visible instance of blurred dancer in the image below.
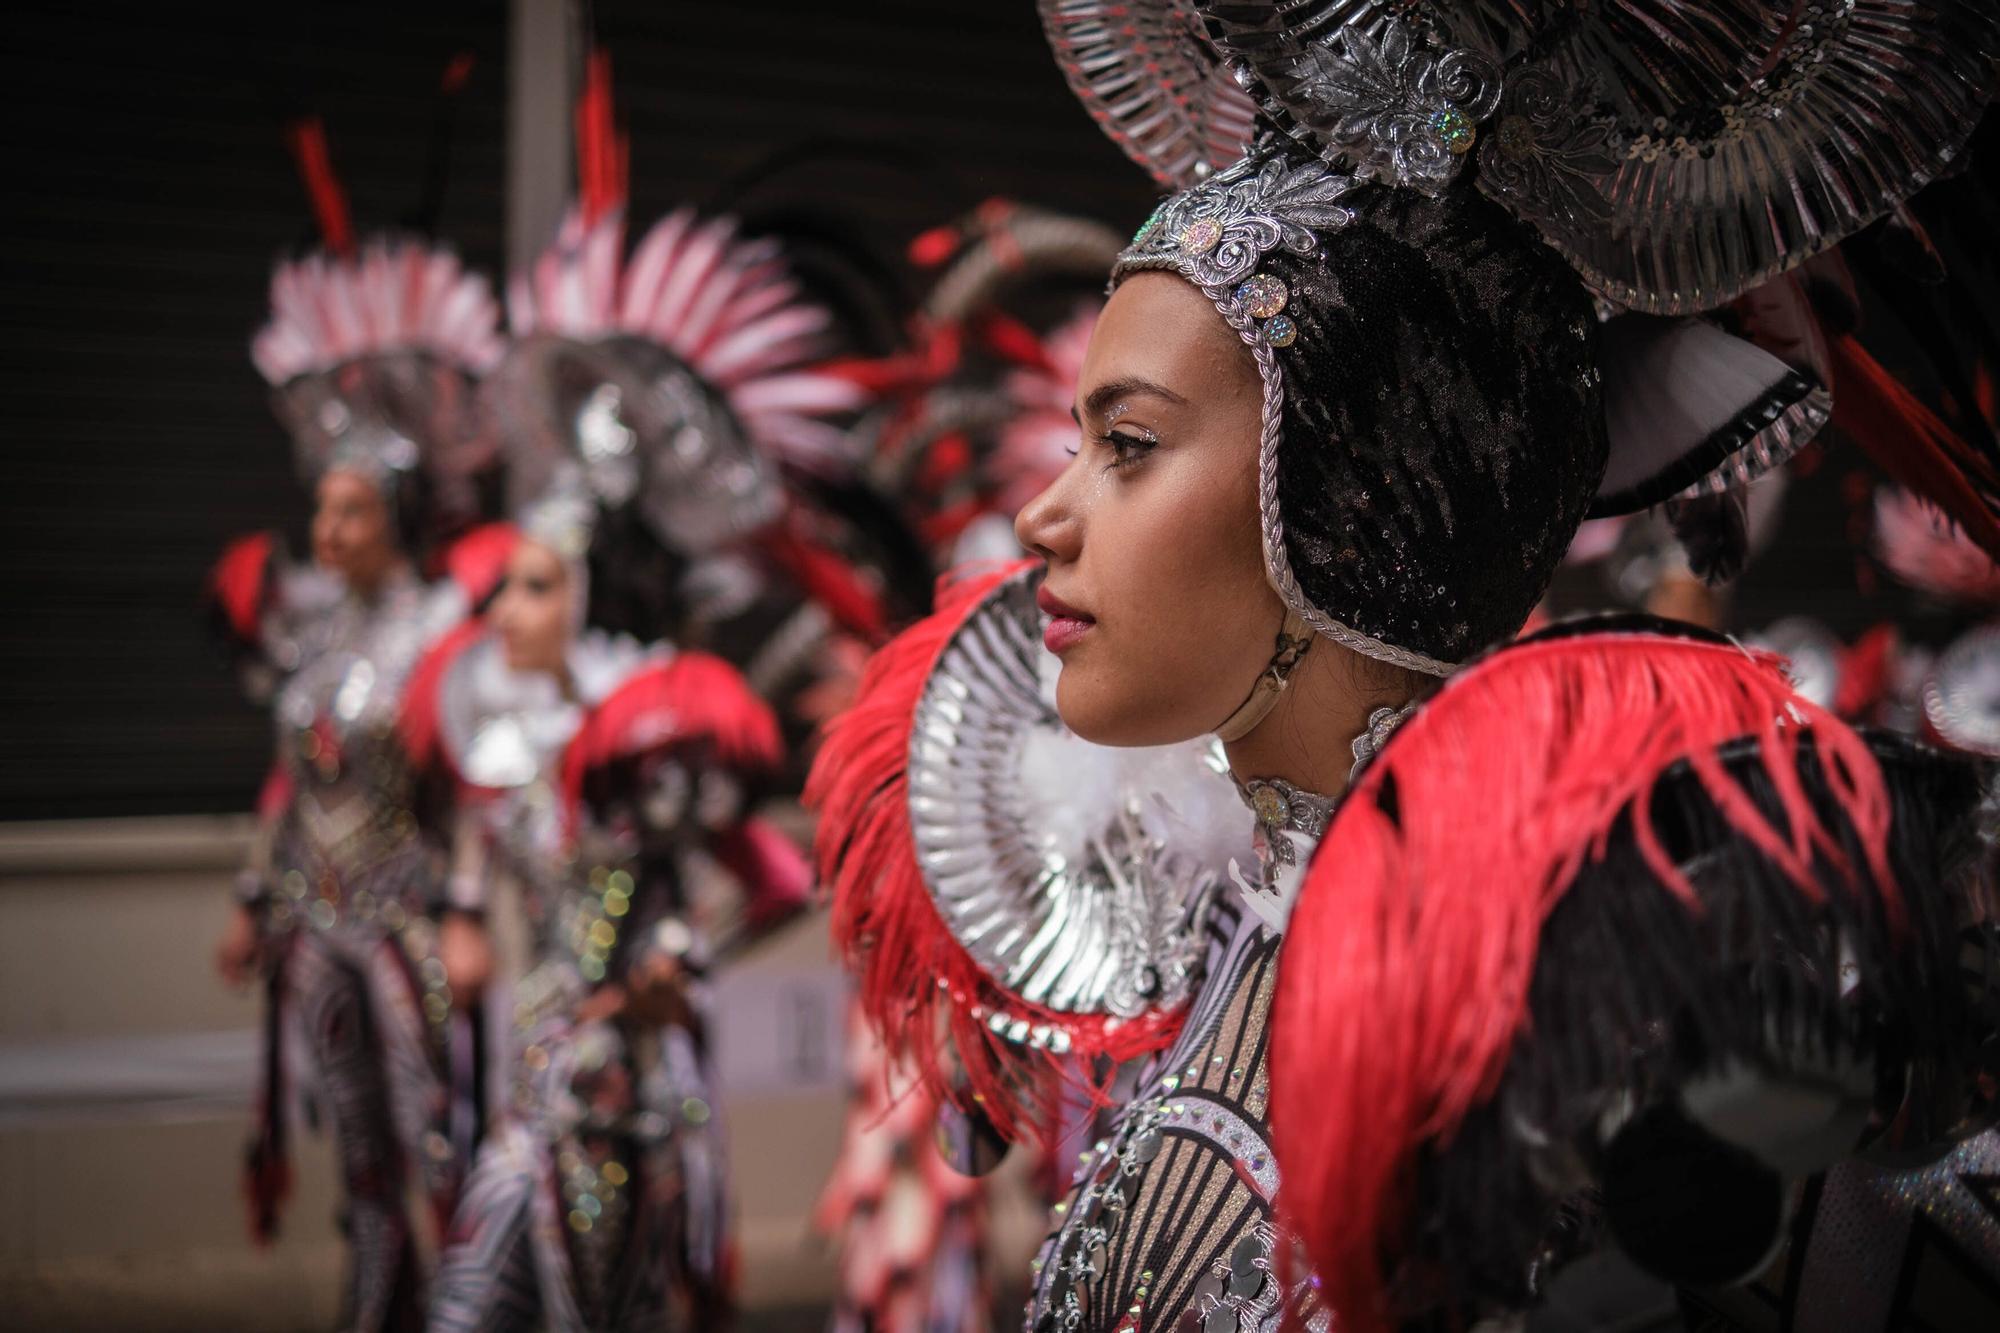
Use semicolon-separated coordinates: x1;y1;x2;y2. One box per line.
409;515;797;1332
480;55;896;771
207;150;504;1327
420;83;850;1322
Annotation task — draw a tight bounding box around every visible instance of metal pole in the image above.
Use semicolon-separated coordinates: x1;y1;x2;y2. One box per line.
506;0;577;275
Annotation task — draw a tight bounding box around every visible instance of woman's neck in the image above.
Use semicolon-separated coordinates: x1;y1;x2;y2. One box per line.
346;557;411;603
1219;642;1413;799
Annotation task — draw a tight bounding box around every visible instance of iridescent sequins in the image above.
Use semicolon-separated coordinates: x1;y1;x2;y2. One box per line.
1233;274;1297;349
1235;274;1288;319
1180;217;1223;254
1432;106;1477;154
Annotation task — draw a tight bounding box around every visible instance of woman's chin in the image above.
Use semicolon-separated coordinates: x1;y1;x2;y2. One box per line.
1054;666;1208;749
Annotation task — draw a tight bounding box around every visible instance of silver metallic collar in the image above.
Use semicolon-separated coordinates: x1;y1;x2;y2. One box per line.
1232;701;1414;832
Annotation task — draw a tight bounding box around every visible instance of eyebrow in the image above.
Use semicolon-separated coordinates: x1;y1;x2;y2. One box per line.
1073;376;1190;424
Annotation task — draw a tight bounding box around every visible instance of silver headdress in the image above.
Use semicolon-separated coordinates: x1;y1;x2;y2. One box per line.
253;238;505;534
489;206;868;562
1070;1;1999;312
1044;1;1997;674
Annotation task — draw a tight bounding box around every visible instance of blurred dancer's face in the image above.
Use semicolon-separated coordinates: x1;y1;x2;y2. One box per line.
312;468;399;590
1014;272;1286;745
491;539;571;675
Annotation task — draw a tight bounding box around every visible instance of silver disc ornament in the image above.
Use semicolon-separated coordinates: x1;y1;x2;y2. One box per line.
906;567;1245;1033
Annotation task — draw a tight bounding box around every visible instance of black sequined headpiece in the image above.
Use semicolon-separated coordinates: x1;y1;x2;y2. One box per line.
1117;128;1601;671
1048;0;1998;673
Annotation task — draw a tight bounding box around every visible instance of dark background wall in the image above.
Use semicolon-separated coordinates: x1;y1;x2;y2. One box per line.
1;3;1990;818
0;1;1156;819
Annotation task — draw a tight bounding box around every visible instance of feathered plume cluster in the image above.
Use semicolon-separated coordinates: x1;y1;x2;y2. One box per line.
252;239;505;386
506;208;868;471
1873;485;2000;606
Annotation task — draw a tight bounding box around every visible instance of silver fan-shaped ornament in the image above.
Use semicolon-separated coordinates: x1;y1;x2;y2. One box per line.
906;567;1247;1020
1038;0;1260;189
1189;1;2000;313
271;350;491;525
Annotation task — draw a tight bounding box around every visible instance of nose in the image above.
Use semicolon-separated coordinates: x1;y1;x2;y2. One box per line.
1014;457;1083;565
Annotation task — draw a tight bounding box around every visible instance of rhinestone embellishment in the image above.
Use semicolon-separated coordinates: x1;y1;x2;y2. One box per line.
1431;106;1477;154
1261;315;1297;348
1235;274;1288;319
1179;217;1223;254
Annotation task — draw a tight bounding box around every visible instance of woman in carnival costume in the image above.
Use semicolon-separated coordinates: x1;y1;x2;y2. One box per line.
417;93;859;1328
811;4;2000;1330
206;120;504;1331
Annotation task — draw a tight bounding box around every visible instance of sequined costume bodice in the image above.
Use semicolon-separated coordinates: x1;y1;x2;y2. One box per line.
1029;897;1300;1333
263;568;465;934
1027;778;1335;1333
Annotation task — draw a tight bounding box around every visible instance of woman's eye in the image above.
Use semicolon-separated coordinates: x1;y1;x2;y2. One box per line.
1100;429;1157;469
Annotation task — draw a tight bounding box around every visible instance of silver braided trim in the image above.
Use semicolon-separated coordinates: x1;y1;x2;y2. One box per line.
1114;253;1458;678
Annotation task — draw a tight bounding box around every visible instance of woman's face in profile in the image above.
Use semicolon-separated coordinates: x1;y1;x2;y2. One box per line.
1015;271;1285;747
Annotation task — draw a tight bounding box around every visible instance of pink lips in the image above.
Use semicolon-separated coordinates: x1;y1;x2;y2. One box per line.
1036;584;1096;655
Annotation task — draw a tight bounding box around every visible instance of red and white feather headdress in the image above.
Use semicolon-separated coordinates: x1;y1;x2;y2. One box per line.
252;238;504;387
505;205;867;474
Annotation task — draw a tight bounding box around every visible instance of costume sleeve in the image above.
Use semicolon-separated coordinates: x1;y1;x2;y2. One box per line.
233;755;292;909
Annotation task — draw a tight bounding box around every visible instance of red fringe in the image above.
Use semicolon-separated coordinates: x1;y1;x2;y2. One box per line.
1268;631;1898;1332
283;118;354;258
253;761;294;823
207;531;276;647
1835;623;1900;722
805;562;1182;1145
907;223;963;269
975;310;1054;374
396;620;486;782
436;521;518;607
559;652;782;832
440;52;476;95
1831;334;2000;560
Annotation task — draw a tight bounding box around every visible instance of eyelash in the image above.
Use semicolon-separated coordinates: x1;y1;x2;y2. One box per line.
1066;428;1159;471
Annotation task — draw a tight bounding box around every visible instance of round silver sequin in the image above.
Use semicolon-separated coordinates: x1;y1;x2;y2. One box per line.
1228;1234;1265;1297
1261;315;1297;348
1924;625;2000;757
